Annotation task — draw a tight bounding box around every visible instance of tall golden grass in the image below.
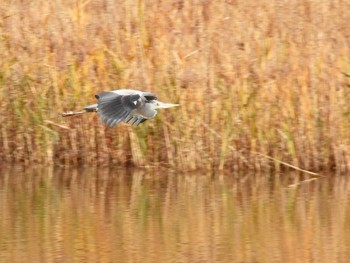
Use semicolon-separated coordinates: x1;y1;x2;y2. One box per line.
1;0;350;171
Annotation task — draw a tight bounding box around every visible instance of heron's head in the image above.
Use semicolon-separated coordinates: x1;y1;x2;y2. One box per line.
152;100;179;109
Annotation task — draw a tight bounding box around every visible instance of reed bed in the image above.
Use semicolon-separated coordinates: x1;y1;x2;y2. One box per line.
1;0;350;171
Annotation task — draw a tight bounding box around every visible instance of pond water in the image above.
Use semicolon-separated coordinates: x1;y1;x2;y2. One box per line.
0;167;349;263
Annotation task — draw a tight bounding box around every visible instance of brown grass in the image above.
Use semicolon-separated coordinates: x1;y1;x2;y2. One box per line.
1;0;350;171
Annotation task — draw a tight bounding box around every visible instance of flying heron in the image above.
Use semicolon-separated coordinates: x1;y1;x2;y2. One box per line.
62;89;179;127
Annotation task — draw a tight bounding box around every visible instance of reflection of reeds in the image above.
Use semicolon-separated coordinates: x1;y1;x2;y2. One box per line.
1;168;350;262
1;0;350;171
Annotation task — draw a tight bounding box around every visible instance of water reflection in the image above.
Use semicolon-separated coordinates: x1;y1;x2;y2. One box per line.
0;167;350;263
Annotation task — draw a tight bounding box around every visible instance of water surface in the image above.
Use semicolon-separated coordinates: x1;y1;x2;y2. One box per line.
0;168;349;263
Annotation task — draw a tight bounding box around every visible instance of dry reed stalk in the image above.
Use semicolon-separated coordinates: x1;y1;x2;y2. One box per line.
0;0;350;171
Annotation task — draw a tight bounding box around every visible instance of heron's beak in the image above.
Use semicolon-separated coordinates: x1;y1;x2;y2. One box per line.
156;101;180;109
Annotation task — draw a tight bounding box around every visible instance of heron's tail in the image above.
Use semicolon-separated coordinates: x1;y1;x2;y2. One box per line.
61;104;98;117
83;104;98;112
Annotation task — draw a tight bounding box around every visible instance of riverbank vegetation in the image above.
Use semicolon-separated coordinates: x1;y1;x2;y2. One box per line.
1;0;350;171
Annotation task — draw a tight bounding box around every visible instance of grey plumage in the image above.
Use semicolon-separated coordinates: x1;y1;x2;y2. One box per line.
78;89;179;127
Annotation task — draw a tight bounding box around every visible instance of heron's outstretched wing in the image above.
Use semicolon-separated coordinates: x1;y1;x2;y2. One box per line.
96;92;141;127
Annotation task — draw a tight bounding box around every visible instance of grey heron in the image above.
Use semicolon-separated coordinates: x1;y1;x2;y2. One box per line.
62;89;179;127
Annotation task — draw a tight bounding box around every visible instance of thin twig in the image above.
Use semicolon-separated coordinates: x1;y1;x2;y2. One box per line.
183;49;201;60
251;151;323;177
44;120;69;130
203;123;321;176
